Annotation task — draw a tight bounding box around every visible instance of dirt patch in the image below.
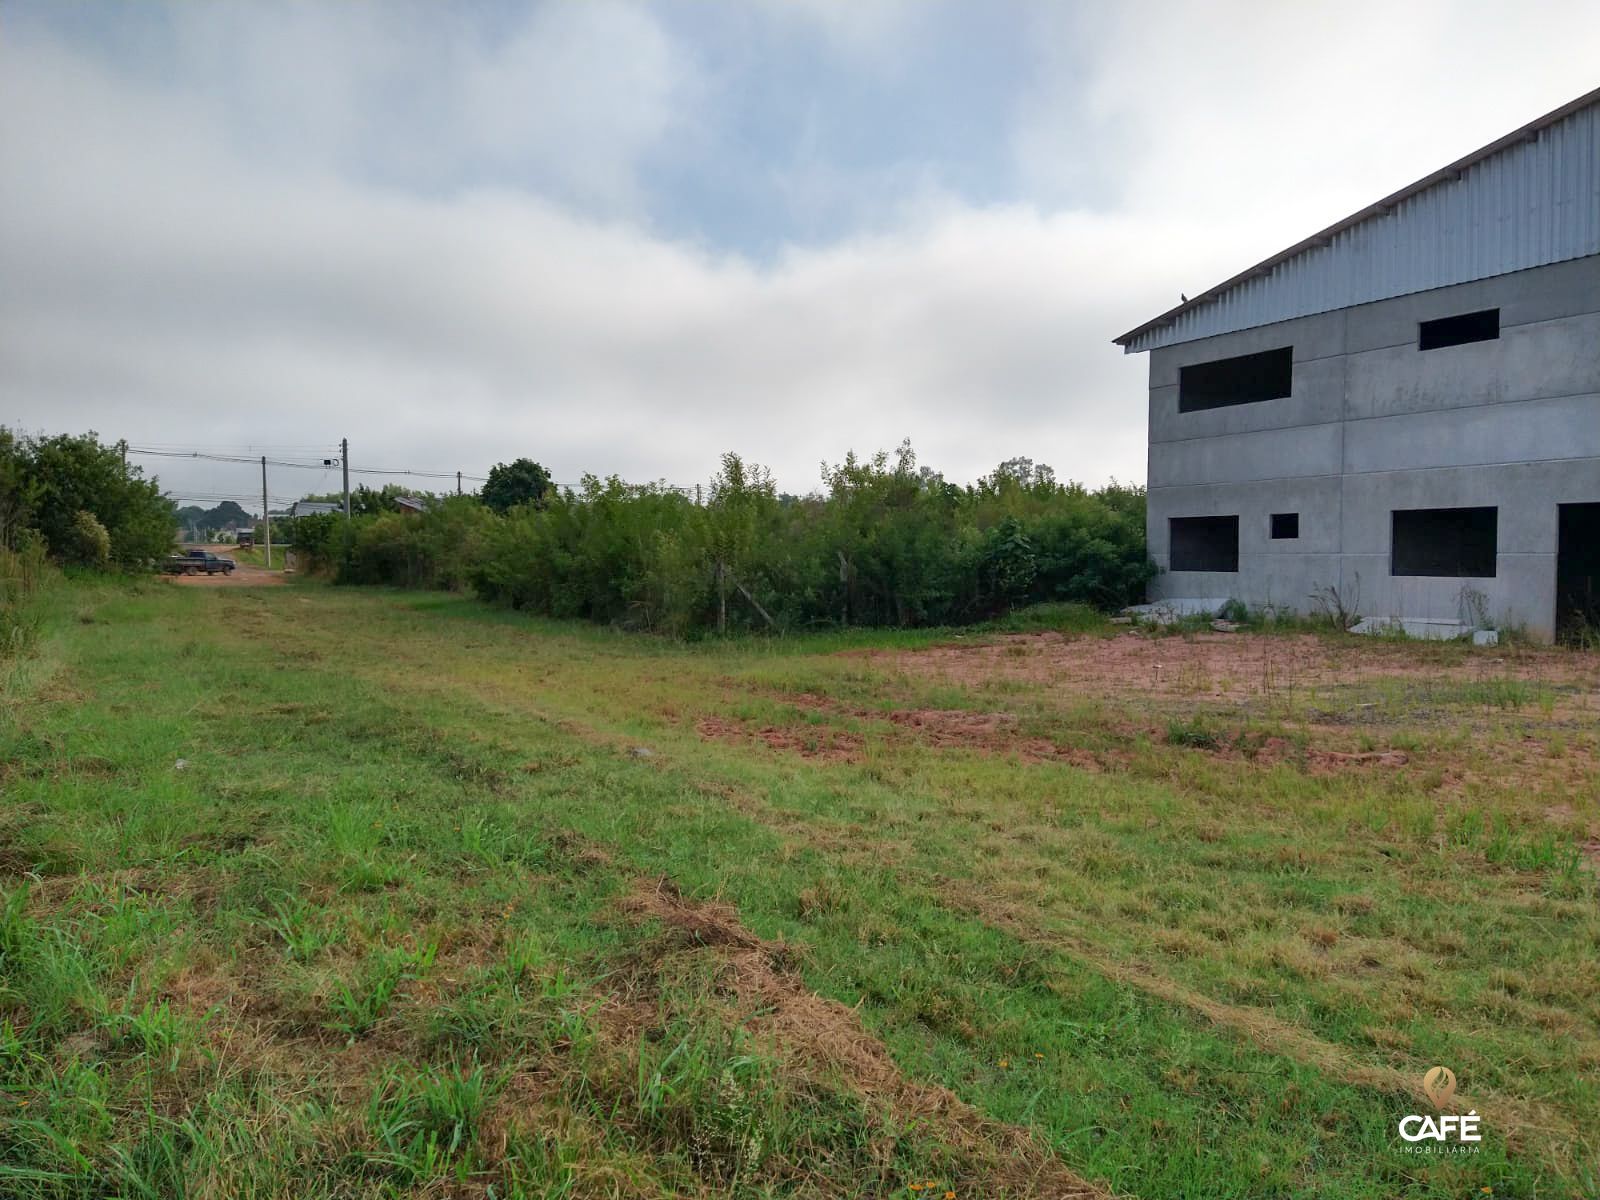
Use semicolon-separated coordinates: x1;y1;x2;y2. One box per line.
619;878;1109;1198
1309;748;1409;769
700;694;1422;777
695;717;865;763
166;565;286;587
1174;732;1411;775
865;630;1600;707
697;704;1112;769
164;545;287;587
881;708;1107;768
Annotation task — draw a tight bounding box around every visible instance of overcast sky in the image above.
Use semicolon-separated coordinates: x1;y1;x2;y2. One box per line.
3;1;1597;508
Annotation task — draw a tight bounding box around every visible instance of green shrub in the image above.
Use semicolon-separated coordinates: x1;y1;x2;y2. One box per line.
340;499;497;591
68;510;111;568
314;444;1156;637
1166;717;1221;749
1219;598;1250;624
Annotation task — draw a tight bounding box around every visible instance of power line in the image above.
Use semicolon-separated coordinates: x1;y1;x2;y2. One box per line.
133;443;700;500
127;446;488;482
130;448;333;469
166;494;299;506
348;466;487;482
165;490;292;500
126;442;336;452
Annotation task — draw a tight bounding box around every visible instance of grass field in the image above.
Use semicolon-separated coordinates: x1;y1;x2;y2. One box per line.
2;577;1597;1198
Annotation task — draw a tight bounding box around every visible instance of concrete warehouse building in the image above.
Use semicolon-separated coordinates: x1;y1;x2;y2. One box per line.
1115;87;1600;642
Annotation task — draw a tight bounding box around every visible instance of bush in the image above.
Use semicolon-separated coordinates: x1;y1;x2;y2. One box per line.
333;445;1156;638
67;511;111;568
282;511;347;575
342;499;497;591
469;477;707;630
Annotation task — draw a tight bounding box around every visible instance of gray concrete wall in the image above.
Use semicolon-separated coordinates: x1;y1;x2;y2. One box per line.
1144;255;1600;639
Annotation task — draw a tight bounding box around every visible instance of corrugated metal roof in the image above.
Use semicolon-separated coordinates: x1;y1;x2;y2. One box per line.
1115;87;1600;354
288;500;341;517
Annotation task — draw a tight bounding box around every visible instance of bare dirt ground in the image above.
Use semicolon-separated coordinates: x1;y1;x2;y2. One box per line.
828;628;1600;803
858;629;1600;708
164;544;286;587
696;702;1112;768
686;629;1600;808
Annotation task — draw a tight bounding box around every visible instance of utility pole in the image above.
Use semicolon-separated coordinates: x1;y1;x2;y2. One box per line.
341;437;351;519
456;470;462;496
261;455;272;569
716;561;727;634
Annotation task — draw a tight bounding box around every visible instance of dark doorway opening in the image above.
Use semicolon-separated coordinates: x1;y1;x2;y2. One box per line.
1556;503;1600;643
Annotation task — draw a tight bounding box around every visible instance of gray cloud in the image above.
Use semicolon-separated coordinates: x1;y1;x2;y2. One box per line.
3;1;1598;507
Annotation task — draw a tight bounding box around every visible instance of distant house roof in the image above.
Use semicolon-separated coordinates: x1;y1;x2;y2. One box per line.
288;500;342;518
395;495;429;513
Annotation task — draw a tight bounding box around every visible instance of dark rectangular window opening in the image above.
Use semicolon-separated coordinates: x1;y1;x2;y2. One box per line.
1170;515;1239;572
1391;506;1497;578
1178;347;1293;412
1270;512;1299;540
1418;308;1499;351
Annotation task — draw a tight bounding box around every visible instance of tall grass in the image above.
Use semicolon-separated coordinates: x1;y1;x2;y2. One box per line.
0;540;49;662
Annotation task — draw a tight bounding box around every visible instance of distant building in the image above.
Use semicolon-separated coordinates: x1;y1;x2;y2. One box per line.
288;500;342;518
395;496;429;514
1115;87;1600;641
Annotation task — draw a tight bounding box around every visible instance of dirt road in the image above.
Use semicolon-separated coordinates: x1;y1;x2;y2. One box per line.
165;545;287;587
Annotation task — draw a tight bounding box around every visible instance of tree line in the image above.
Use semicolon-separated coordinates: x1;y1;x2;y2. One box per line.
0;428;1155;639
0;429;175;569
287;443;1154;636
0;429;178;659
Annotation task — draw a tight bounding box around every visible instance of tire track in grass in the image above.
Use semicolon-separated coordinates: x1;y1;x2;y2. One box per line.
934;883;1581;1159
226;606;1116;1189
617;876;1115;1199
496;704;1585;1180
306;664;1559;1186
238;589;1581;1189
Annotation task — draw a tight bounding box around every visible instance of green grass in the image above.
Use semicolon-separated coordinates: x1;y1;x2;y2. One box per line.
1;576;1597;1197
1164;715;1222;749
216;543;287;570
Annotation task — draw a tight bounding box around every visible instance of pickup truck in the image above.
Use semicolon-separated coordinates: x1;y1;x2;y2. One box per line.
163;550;236;576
